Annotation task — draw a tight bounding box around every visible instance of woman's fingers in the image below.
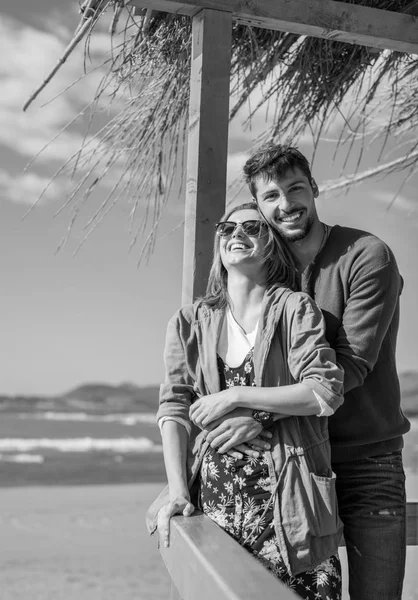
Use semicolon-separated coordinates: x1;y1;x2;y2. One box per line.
219;441;259;457
157;503;174;548
157;498;194;548
182;501;194;517
205;429;230;450
258;429;273;440
225;449;244;459
248;436;272;450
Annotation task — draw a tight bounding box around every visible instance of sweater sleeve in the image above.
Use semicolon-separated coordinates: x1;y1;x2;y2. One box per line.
333;249;402;394
287;294;345;412
157;309;197;426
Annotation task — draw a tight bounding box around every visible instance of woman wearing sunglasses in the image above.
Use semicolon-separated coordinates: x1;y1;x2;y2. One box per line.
147;202;344;599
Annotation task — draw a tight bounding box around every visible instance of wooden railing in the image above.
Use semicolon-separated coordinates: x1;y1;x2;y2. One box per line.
159;502;418;600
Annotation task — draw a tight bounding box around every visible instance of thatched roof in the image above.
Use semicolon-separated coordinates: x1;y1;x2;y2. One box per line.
24;0;418;258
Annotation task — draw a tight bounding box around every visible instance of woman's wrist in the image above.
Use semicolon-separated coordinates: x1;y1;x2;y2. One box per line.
229;386;250;409
169;485;189;501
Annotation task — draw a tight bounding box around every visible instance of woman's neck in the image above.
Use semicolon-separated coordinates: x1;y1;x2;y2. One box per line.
226;272;266;333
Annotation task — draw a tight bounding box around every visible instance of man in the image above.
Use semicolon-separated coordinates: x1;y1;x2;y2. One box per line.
237;142;410;599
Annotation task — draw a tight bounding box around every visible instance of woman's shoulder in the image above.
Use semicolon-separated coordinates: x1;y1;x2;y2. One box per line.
169;302;198;324
268;285;317;312
169;300;217;325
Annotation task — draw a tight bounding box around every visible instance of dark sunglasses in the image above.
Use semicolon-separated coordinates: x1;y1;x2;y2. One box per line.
215;220;268;238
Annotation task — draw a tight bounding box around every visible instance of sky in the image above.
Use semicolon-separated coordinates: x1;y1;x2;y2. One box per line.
1;1;418;396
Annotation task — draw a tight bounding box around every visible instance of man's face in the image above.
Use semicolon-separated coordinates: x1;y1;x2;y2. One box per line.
254;167;319;243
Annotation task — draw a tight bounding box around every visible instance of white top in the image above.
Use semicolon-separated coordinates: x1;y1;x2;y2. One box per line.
217;307;258;366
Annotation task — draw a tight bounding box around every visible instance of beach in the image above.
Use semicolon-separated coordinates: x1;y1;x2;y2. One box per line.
0;483;170;600
0;477;417;600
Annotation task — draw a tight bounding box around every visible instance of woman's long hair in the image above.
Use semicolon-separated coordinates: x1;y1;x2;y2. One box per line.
202;202;297;309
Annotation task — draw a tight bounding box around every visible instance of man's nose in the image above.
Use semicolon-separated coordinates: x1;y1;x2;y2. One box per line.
278;193;292;211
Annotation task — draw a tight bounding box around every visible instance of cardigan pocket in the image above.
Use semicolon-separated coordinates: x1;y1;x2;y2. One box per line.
279;454;340;550
309;472;340;537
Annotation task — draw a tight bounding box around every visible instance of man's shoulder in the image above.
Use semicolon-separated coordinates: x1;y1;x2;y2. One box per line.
324;225;397;267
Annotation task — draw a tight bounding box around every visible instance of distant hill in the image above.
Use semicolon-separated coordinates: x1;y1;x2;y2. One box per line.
0;383;159;414
0;372;417;416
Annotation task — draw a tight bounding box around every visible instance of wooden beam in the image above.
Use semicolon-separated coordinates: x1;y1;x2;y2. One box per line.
181;9;232;304
160;512;298;600
406;499;418;546
130;0;418;54
159;504;418;600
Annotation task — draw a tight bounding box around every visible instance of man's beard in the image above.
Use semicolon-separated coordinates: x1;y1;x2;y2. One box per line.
275;214;314;243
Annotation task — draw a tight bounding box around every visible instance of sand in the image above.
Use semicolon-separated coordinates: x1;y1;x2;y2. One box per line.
0;480;417;600
0;483;170;600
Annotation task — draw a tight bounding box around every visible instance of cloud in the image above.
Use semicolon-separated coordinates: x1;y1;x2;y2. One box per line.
0;14;116;165
0;11;135;210
0;168;71;206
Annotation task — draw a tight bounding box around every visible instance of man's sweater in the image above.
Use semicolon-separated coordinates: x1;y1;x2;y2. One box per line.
301;225;410;463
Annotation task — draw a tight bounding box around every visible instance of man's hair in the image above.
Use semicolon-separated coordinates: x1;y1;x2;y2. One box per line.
202;201;297;309
243;142;313;198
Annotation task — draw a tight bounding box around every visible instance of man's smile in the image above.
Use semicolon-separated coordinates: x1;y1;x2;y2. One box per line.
278;210;304;223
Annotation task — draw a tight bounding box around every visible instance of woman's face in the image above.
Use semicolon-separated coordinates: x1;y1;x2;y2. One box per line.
218;208;269;271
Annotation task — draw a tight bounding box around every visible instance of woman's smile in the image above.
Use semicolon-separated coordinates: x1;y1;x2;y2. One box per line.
228;241;251;252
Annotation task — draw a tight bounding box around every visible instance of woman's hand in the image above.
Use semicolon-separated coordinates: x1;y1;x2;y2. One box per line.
189;388;240;428
225;431;273;459
157;494;194;548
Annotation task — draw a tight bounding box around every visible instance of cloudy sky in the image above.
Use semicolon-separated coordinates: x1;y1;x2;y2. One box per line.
1;0;417;395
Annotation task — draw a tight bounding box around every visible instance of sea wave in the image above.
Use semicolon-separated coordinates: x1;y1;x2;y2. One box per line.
0;437;162;453
17;412;156;425
0;453;44;463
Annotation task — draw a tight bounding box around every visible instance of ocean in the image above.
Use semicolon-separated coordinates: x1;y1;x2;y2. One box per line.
0;409;417;487
0;410;166;486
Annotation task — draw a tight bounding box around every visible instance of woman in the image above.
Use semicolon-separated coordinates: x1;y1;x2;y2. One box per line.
147;202;344;599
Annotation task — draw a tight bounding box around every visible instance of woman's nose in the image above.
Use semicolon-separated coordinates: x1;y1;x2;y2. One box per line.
231;225;246;238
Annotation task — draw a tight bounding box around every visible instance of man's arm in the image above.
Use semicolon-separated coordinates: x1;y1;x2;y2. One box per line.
332;254;402;393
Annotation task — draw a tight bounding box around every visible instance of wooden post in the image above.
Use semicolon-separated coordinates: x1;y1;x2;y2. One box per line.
182;8;232;304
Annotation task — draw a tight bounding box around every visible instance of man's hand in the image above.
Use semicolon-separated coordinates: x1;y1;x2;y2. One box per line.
202;407;273;456
157;494;194;548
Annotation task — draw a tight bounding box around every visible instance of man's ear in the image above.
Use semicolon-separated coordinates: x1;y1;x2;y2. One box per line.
311;179;319;198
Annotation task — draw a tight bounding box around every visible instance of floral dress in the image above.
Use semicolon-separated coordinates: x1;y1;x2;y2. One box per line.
198;349;342;600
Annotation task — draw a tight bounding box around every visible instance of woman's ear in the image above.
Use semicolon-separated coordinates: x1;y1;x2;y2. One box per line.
311;179;319;198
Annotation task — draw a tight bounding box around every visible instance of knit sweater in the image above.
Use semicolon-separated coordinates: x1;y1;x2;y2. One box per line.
300;225;410;463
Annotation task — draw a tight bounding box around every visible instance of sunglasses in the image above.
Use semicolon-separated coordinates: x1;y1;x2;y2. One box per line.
215;220;268;238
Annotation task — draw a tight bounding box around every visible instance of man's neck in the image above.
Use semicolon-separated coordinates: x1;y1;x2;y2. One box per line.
289;220;326;272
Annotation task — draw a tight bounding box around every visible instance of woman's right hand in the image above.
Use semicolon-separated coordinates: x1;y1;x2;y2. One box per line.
157;495;194;548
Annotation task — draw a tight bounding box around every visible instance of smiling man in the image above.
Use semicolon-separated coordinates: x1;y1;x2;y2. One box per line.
241;142;410;600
